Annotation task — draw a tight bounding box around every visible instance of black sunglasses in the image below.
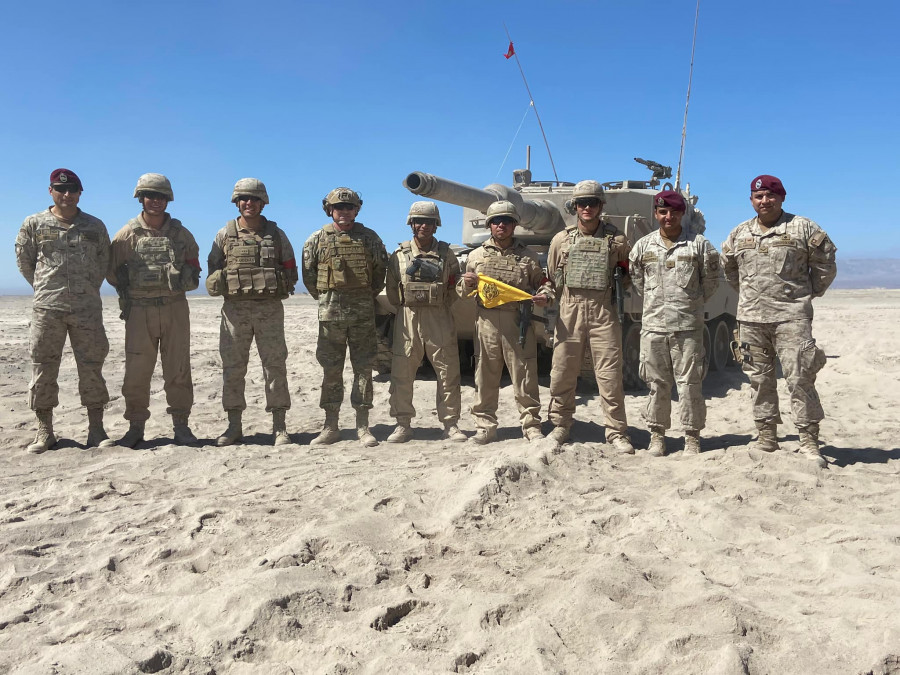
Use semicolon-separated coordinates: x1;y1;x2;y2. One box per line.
490;216;517;226
574;198;601;208
52;185;80;194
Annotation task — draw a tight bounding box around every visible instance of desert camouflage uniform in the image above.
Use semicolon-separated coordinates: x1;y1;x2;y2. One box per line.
629;229;719;432
15;208;111;410
721;212;837;425
108;214;201;422
302;222;388;413
208;218;297;412
546;223;630;442
461;239;554;433
386;238;462;426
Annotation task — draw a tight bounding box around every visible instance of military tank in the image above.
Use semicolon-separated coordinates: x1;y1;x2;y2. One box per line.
375;156;737;389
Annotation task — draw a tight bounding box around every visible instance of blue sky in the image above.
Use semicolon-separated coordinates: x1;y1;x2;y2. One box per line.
3;0;897;292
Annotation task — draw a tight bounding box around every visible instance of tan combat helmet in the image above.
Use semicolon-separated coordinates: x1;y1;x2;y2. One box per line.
134;173;174;201
484;200;520;226
231;178;270;204
407;200;441;227
565;179;606;214
322;187;363;215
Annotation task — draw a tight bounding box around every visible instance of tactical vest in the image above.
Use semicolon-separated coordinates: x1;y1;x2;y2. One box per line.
397;241;448;307
480;248;525;287
315;225;372;291
127;223;177;293
563;228;612;291
224;220;282;297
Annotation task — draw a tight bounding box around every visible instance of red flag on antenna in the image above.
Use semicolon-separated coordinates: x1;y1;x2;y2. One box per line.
504;41;515;59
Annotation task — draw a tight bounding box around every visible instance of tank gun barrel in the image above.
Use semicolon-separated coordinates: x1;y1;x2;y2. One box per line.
403;171;565;235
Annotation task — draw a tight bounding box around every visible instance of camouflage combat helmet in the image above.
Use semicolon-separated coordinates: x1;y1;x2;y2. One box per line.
485;200;520;226
407;201;441;227
231;178;269;204
322;187;363;215
572;180;605;202
134;173;174;201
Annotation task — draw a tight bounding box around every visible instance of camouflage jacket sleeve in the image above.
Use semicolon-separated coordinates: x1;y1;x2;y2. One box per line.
275;227;299;290
106;225;132;288
301;231;321;299
369;233;389;296
721;227;740;291
96;224;111;292
699;236;720;302
208;229;227;275
628;239;645;298
385;248;402;307
178;225;202;292
807;224;837;297
445;247;461;306
14;218;38;287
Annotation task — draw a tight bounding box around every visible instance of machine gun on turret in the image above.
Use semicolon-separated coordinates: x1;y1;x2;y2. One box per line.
633;158;673;187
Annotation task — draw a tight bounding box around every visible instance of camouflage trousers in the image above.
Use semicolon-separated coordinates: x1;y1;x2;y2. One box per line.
472;308;540;433
219;299;290;412
317;317;376;413
547;298;628;441
739;319;826;426
638;328;706;433
389;305;461;425
122;297;193;422
28;306;109;410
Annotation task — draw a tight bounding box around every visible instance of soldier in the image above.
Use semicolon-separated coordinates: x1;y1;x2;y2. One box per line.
546;180;634;453
722;175;837;467
107;174;202;448
15;168;115;452
206;178;298;447
302;187;388;447
460;200;554;444
629;190;720;456
385;201;465;443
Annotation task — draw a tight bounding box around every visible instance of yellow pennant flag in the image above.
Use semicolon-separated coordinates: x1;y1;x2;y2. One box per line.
468;274;533;309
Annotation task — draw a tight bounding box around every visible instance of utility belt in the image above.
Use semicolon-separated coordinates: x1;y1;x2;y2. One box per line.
130;295;185;307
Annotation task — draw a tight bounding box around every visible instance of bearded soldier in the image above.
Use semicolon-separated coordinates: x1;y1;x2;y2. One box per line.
460;200;554;444
15;168;115;452
385;201;465;443
302;187;389;447
107;174;201;447
722;174;837;467
207;178;298;447
546;180;634;454
629;190;719;456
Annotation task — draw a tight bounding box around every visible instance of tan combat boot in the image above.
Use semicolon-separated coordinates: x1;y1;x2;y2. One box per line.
311;411;341;446
172;414;198;445
216;410;243;447
386;419;412;444
548;425;569;446
611;436;635;455
648;429;667;457
357;410;378;448
753;421;780;453
524;426;544;442
118;421;145;449
471;428;497;445
86;407;116;448
272;409;290;446
27;409;57;454
798;423;827;468
442;423;467;443
683;430;701;455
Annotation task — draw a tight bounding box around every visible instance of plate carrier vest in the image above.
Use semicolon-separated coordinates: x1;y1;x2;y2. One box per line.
315;225;372;291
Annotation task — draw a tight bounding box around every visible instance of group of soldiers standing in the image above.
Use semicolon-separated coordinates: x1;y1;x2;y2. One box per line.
15;169;837;466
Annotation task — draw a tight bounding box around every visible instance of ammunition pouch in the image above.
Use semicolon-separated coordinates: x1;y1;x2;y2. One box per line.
206;269;226;297
402;281;444;307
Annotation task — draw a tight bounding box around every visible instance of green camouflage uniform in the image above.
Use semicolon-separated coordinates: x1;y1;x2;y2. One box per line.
302;222;388;413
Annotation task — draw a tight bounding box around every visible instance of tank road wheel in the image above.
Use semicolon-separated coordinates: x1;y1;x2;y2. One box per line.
622;320;644;391
709;317;735;371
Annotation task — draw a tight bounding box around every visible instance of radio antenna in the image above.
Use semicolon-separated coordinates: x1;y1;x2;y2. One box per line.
675;0;700;190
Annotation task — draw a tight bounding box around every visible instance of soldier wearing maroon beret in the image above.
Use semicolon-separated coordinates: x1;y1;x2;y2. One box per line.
721;175;837;467
628;189;720;456
14;169;114;453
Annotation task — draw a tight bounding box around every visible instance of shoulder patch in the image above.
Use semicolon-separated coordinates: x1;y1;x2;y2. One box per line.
808;230;826;247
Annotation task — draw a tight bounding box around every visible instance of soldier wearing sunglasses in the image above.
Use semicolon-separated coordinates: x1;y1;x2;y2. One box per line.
15;168;114;453
546;180;634;453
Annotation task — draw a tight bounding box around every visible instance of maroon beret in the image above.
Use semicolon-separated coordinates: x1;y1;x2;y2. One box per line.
50;168;83;191
654;190;686;212
750;174;785;196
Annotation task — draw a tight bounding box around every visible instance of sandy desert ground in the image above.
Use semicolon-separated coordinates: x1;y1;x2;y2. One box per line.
1;290;899;674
